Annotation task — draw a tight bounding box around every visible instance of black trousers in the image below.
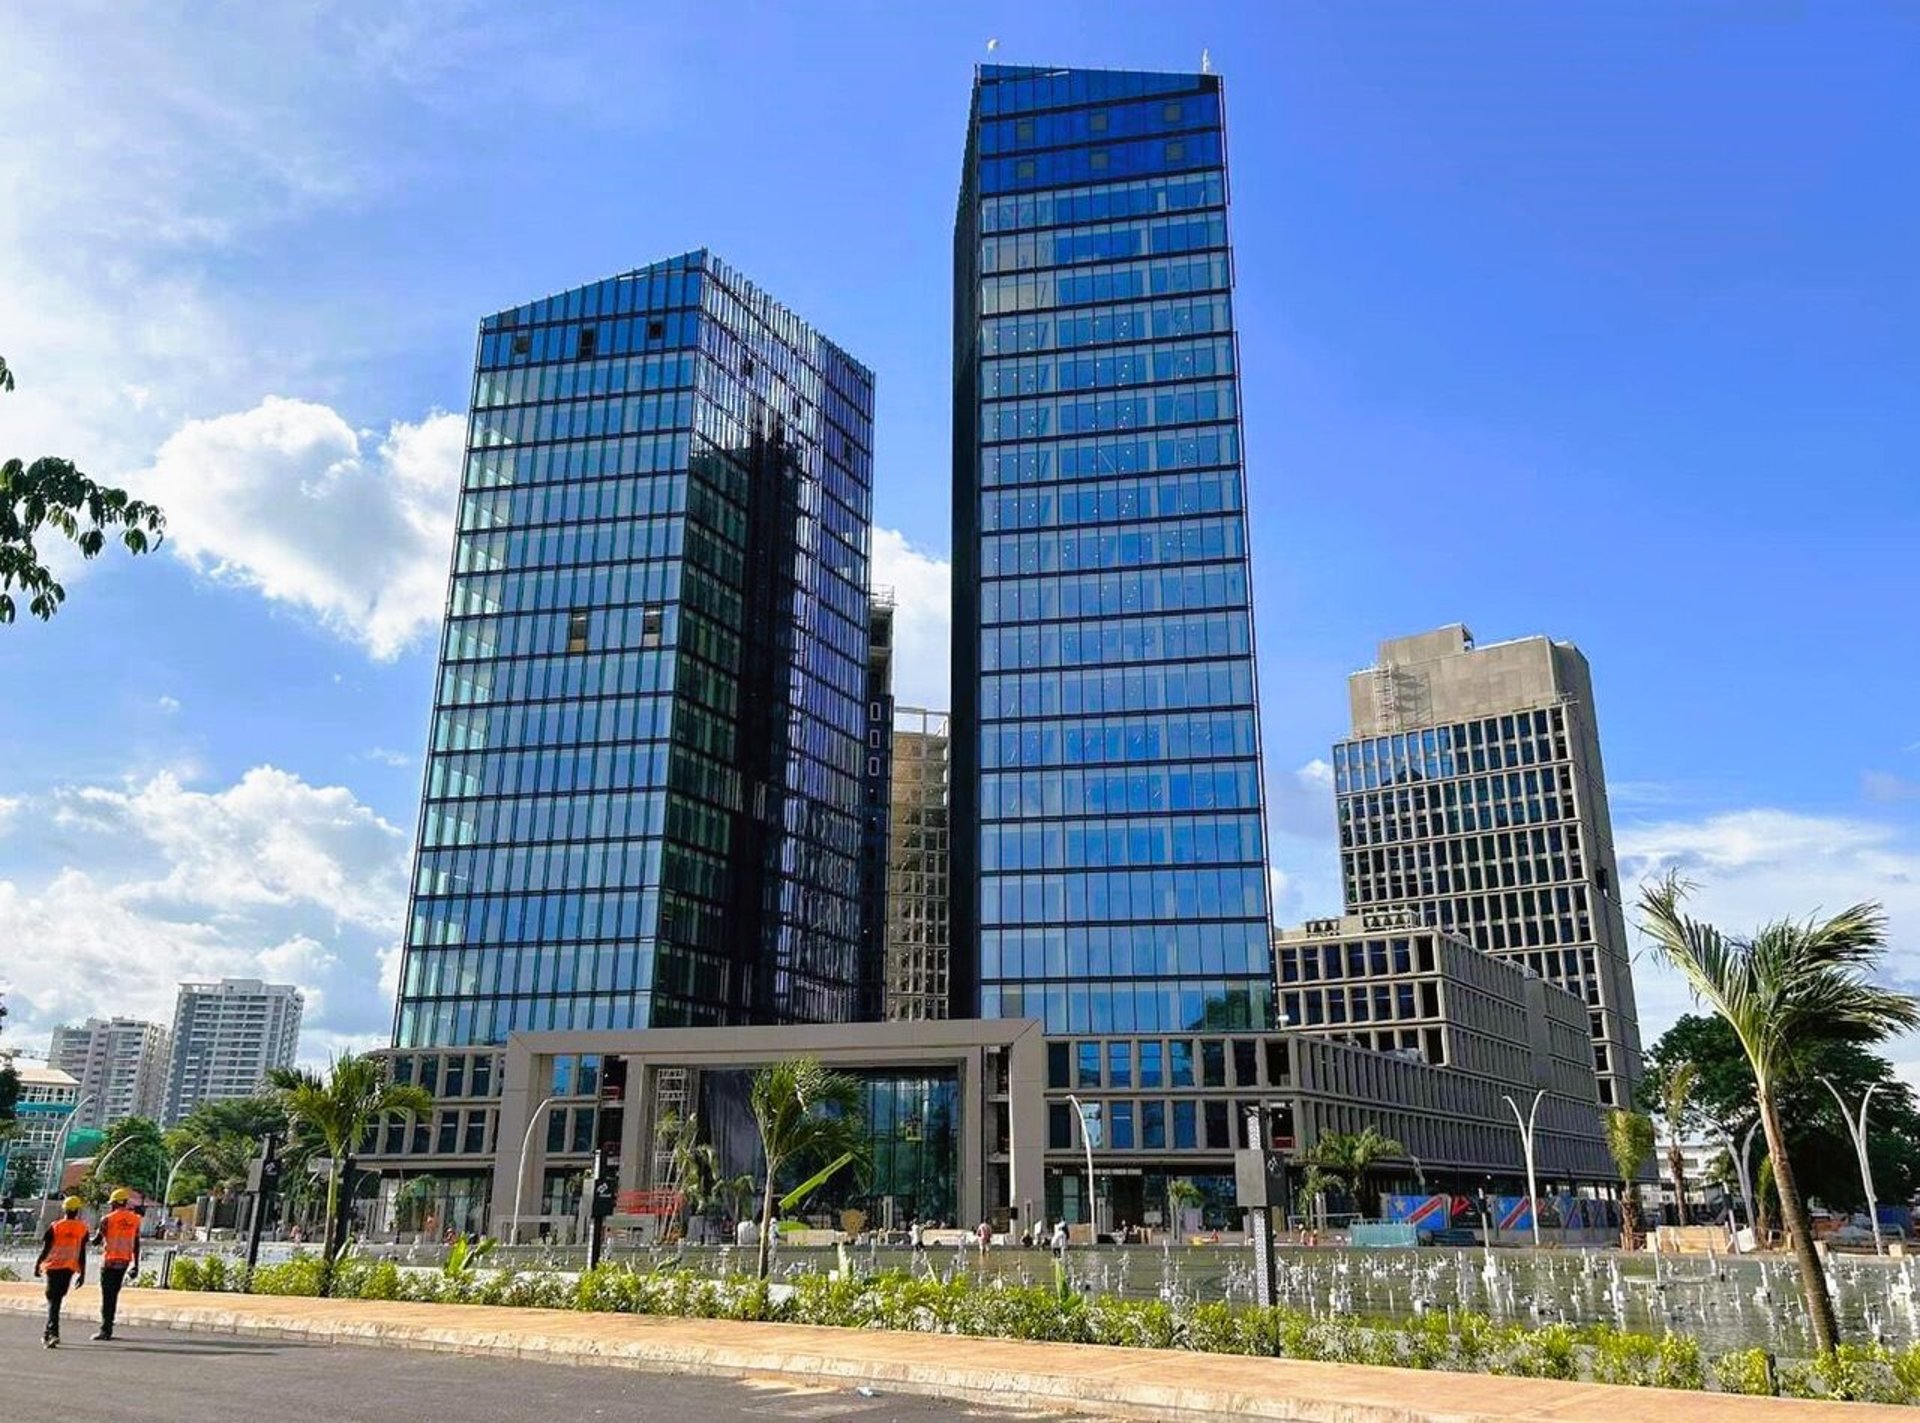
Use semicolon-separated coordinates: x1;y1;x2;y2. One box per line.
100;1263;130;1332
43;1269;74;1338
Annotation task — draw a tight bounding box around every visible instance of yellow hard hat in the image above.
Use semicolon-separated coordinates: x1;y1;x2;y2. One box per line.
63;1196;85;1212
109;1187;132;1205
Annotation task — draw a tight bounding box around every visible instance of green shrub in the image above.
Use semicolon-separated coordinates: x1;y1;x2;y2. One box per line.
248;1256;328;1297
1711;1348;1775;1396
1779;1344;1908;1404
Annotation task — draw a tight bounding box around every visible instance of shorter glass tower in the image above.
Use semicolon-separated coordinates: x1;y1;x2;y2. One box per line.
395;251;876;1048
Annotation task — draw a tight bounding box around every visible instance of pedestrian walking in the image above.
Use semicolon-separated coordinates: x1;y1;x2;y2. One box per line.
1050;1219;1068;1257
93;1188;143;1341
975;1219;991;1256
34;1197;89;1348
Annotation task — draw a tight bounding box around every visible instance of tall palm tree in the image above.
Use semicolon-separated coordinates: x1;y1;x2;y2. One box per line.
268;1054;433;1268
1604;1108;1656;1248
1638;874;1919;1355
747;1058;866;1280
1303;1127;1406;1220
1662;1060;1699;1226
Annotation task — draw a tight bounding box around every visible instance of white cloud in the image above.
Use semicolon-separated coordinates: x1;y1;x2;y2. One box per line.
872;526;951;711
1617;808;1920;1069
0;795;20;837
0;767;409;1067
1864;771;1920;803
142;397;464;658
362;747;414;768
155;695;182;714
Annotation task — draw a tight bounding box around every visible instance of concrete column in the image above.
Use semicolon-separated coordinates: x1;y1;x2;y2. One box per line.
1007;1026;1047;1226
617;1054;647;1192
960;1047;984;1225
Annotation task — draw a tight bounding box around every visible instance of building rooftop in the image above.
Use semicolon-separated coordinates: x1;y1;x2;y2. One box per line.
14;1061;79;1088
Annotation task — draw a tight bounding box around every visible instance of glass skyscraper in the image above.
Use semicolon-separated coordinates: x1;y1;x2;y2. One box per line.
395;250;875;1048
952;65;1275;1042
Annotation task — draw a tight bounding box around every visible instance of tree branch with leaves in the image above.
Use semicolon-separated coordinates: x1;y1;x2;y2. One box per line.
1;353;165;622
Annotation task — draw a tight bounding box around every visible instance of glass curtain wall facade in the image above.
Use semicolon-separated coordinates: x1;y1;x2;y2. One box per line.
396;250;876;1048
952;65;1275;1040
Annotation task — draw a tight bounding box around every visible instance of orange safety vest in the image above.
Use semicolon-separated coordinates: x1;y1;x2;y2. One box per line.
45;1217;88;1273
102;1207;142;1265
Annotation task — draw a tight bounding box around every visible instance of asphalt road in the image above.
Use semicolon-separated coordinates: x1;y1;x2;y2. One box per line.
3;1315;1081;1423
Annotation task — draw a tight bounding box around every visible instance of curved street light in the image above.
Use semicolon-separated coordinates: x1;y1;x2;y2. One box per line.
1064;1093;1097;1237
509;1094;559;1247
36;1095;95;1230
1820;1077;1884;1256
87;1131;139;1189
1502;1089;1546;1248
1719;1120;1763;1246
162;1143;208;1232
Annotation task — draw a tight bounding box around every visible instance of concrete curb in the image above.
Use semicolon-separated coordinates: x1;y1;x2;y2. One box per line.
0;1283;1895;1422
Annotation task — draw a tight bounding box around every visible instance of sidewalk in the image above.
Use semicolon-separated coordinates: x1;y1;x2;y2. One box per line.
0;1282;1898;1422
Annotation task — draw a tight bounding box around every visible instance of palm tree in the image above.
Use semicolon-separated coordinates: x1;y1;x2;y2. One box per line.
747;1057;866;1280
1662;1060;1699;1226
268;1054;433;1269
656;1110;720;1240
1638;874;1919;1355
1303;1127;1406;1220
1298;1164;1343;1229
1604;1109;1656;1248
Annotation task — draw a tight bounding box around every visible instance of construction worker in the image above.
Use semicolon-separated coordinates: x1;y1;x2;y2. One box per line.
33;1197;89;1348
93;1188;143;1341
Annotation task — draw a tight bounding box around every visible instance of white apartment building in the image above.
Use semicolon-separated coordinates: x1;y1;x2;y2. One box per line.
163;979;304;1124
49;1016;170;1131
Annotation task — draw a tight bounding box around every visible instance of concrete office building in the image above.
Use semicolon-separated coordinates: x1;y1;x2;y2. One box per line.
163;979;303;1124
48;1017;170;1132
392;251;877;1048
1273;912;1612;1183
885;708;953;1021
353;1009;1612;1239
1334;626;1643;1107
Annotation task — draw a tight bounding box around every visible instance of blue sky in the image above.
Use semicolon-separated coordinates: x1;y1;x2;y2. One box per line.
1;1;1915;1077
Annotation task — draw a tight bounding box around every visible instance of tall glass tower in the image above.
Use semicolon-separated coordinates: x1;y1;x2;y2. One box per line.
395;250;875;1048
953;66;1275;1042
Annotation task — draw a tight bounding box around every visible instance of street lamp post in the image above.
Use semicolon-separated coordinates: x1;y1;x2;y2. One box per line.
1821;1077;1885;1256
1502;1089;1546;1248
1064;1093;1097;1236
1721;1121;1762;1245
36;1095;94;1231
509;1094;559;1247
87;1133;137;1189
162;1143;207;1233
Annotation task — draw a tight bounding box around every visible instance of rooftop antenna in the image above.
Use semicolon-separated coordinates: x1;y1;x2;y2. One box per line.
1200;47;1212;74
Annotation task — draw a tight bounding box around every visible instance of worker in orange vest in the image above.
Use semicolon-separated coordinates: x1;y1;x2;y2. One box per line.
93;1187;143;1341
34;1196;89;1348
